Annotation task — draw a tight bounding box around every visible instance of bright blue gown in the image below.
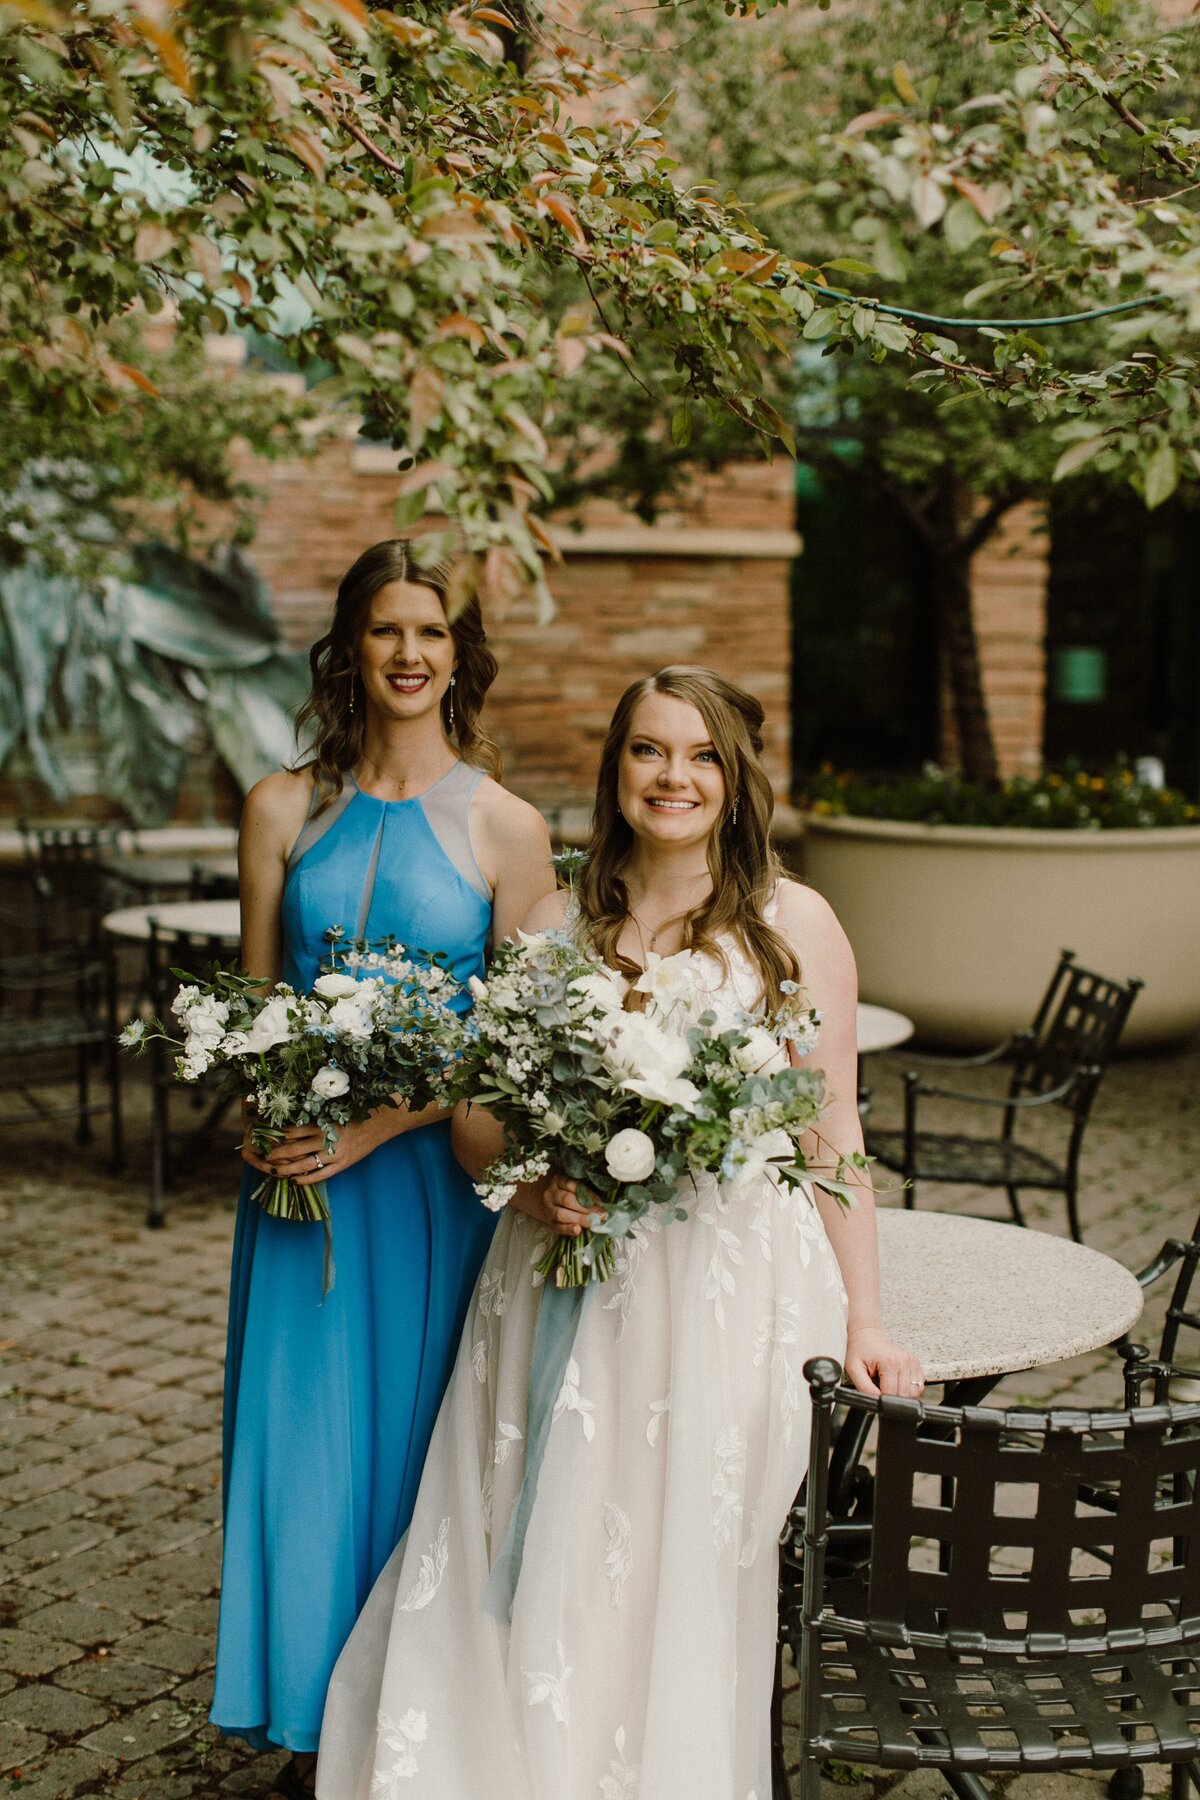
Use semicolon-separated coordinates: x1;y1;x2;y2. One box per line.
210;762;498;1753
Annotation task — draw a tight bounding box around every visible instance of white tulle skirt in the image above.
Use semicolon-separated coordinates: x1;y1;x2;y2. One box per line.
316;1171;847;1800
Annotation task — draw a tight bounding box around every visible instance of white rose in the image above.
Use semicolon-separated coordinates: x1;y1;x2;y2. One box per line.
732;1026;787;1075
311;1065;351;1099
326;995;375;1041
604;1127;657;1183
240;995;295;1054
313;971;360;1000
180;993;229;1048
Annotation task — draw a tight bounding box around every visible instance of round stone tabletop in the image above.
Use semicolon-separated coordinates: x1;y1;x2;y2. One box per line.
876;1207;1145;1384
101;899;241;944
856;1003;915;1056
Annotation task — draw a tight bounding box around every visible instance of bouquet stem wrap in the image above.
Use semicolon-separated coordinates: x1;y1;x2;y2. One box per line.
249;1147;335;1299
483;1282;590;1623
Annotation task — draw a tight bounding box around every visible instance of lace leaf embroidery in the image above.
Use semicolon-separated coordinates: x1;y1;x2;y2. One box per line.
598;1725;639;1799
712;1423;747;1555
371;1708;428;1792
525;1639;573;1725
553;1356;596;1442
602;1501;632;1607
494;1420;524;1466
646;1393;670;1448
398;1517;450;1613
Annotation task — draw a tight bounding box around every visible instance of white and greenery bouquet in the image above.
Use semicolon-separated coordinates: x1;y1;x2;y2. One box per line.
450;930;866;1287
120;929;462;1231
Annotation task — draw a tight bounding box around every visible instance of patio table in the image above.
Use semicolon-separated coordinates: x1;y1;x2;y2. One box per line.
875;1207;1143;1390
856;1002;915;1056
102;853;239;901
101;899;241;946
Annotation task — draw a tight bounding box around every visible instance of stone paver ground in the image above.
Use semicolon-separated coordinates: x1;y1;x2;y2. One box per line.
2;1036;1199;1800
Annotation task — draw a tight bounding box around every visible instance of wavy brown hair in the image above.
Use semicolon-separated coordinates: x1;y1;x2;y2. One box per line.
577;666;799;1011
294;539;501;809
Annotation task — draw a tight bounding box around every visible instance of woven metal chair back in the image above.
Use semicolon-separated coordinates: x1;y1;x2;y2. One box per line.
806;1367;1200;1657
20;820;122;933
1012;949;1142;1115
1158;1212;1200;1372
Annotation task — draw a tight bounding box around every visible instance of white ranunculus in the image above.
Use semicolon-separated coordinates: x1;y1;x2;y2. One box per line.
313;971;360;1000
326;995;376;1040
604;1011;691;1085
311;1065;351;1099
468;974;489;1003
240;996;295;1054
732;1026;787;1076
569;971;625;1016
604;1127;657;1183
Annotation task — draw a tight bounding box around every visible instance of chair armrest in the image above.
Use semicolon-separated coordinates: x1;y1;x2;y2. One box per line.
902;1071;1078;1110
894;1028;1034;1070
1135;1238;1187;1291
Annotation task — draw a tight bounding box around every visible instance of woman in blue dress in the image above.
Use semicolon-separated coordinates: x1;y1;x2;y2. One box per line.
208;539;555;1797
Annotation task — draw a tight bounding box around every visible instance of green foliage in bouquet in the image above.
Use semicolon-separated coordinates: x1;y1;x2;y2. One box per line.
450;930;866;1288
120;930;461;1239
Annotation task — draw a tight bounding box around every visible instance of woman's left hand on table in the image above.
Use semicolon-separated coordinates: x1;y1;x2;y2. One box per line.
844;1324;925;1399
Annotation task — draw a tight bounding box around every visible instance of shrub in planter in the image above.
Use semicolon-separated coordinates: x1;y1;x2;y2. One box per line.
798;762;1200;1049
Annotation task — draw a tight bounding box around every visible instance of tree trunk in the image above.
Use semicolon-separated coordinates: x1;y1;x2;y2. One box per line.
929;479;1001;786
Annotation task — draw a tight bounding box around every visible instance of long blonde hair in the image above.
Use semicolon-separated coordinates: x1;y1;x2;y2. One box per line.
294;539;501;811
578;666;798;1010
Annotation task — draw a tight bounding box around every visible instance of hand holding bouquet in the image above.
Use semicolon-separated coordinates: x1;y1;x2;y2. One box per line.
449;931;866;1287
120;929;462;1237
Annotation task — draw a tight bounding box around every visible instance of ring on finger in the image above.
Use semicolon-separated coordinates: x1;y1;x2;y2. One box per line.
312;1151;324;1172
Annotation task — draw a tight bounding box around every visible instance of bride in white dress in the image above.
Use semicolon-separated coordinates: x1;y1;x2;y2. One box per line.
316;666;923;1800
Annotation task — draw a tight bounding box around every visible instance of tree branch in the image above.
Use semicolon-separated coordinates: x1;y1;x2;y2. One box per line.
1029;4;1195;178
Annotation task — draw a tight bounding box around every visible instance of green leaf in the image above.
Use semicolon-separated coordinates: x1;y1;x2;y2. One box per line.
821;258;876;277
1052;436;1107;482
942;197;987;254
670;403;693;449
802;309;837;339
1143;443;1179;511
393;489;426;530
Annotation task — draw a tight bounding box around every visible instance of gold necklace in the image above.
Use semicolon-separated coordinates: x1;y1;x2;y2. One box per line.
628;906;684;956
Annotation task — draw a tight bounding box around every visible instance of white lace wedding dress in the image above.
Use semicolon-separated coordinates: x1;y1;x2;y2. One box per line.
316;929;848;1800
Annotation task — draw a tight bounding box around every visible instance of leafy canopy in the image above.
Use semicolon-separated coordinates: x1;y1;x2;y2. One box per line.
3;0;1198;611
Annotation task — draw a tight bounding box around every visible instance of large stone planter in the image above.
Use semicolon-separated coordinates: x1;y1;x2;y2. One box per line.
801;813;1200;1049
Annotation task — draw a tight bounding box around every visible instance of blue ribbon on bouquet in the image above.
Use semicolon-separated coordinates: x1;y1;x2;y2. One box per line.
483;1280;591;1624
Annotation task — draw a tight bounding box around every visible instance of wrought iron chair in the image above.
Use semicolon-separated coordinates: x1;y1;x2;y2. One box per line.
866;949;1142;1242
788;1358;1200;1800
144;920;235;1228
0;868;122;1164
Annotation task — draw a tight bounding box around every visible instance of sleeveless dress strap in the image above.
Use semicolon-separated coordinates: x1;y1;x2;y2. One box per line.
418;761;491;902
285;771;355;878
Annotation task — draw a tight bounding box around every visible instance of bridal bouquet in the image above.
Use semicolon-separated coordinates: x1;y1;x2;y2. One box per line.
120;930;461;1232
451;931;865;1287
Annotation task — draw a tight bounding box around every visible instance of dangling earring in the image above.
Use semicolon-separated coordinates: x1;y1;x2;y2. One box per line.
348;673;355;716
732;795;739;824
448;673;456;730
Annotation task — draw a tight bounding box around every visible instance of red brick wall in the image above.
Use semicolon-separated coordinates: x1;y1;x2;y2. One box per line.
250;440;800;811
